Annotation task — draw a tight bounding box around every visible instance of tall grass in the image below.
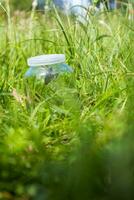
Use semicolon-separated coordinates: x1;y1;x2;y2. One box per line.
0;2;134;199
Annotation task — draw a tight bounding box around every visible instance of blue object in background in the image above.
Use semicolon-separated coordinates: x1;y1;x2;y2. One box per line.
109;0;116;10
52;0;116;13
37;0;45;10
53;0;92;15
96;0;116;10
70;0;92;15
35;0;116;12
53;0;65;9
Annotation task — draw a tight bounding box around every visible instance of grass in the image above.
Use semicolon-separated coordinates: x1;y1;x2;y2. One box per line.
0;3;134;200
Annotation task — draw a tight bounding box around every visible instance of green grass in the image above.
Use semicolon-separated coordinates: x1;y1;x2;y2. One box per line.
0;3;134;200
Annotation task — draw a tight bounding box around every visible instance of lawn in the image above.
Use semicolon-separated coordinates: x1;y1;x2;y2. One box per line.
0;2;134;200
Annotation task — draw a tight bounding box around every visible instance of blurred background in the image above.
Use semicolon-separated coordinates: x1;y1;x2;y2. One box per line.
1;0;132;12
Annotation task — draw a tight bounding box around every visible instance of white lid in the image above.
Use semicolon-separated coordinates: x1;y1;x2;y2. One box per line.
27;54;65;67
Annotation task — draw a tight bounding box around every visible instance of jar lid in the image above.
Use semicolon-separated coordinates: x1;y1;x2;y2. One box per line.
27;54;65;67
